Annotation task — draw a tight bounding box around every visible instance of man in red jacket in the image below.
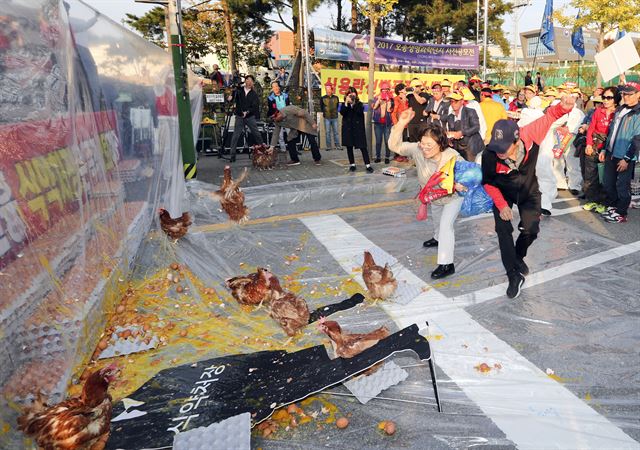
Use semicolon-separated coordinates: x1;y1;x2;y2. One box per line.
482;95;576;298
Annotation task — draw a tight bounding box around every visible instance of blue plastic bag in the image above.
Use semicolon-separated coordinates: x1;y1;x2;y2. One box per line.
454;161;494;217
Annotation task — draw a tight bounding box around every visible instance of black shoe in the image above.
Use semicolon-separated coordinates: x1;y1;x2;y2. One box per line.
423;238;438;248
570;189;580;196
541;208;551;216
431;264;455;279
349;165;356;172
578;193;586;199
366;166;374;173
506;272;525;299
384;158;390;164
374;158;381;163
516;257;529;276
229;155;236;163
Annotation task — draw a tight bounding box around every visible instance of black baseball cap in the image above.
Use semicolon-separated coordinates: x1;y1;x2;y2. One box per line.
487;120;520;154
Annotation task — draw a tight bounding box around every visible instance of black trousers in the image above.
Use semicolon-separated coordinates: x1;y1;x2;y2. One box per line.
407;121;425;142
580;152;606;204
287;133;321;163
603;155;635;216
346;146;370;165
492;192;541;276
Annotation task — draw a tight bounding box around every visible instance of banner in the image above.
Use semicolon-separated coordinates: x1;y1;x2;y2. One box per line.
321;69;465;102
314;28;479;69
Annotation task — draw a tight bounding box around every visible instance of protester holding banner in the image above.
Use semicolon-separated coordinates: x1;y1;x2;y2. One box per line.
320;82;341;151
341;87;373;173
371;81;395;164
407;79;430;142
388;109;465;279
445;92;485;162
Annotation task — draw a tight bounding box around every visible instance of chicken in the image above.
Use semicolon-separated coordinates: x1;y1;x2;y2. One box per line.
158;208;192;240
362;251;398;301
318;318;390;359
252;144;277;170
212;165;249;223
17;364;119;450
269;292;310;337
225;267;283;308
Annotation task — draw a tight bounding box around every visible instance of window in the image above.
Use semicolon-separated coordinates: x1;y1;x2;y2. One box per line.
526;35;555;58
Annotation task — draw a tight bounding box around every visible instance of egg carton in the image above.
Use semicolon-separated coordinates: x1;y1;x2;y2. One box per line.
354;245;398;269
390;281;424;306
631;180;640;197
343;361;408;405
98;326;158;359
172;412;251;450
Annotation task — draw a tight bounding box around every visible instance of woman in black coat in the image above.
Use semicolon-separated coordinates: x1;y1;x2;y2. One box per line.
341;87;373;173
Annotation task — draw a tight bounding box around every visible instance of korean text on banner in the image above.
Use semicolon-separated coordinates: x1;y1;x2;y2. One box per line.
321;70;465;102
314;28;479;69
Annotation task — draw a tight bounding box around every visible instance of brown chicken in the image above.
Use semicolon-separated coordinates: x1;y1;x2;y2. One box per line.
362;251;398;300
212;165;249;223
17;364;119;450
158;208;193;240
225;267;283;307
251;144;277;170
269;292;310;336
318;318;390;359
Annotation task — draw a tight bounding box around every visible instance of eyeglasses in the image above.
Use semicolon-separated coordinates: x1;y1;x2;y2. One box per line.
602;95;615;100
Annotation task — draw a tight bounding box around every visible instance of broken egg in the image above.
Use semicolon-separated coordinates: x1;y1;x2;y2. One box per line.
336;417;349;429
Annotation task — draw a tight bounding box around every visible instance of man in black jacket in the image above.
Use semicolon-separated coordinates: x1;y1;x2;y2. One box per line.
445;92;484;161
229;75;263;162
424;82;450;129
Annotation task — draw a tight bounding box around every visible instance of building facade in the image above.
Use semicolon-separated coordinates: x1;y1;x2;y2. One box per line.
520;27;598;63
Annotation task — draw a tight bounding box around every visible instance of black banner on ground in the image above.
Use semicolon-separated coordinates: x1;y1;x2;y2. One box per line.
106;324;436;449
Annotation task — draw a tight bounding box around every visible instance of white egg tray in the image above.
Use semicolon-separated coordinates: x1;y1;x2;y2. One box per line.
343;360;408;405
172;412;251;450
98;326;158;359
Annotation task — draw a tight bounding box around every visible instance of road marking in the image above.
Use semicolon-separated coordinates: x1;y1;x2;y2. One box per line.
450;240;640;309
301;214;639;450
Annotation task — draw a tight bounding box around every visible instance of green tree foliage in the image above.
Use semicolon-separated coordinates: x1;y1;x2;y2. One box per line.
124;1;273;66
390;0;511;54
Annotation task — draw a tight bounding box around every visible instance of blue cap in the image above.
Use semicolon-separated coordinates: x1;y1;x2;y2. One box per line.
486;119;520;154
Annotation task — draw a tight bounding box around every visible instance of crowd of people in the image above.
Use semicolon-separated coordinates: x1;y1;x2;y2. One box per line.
225;71;638;298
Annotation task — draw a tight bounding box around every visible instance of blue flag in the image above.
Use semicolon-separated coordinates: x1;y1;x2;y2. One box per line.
571;12;585;57
540;0;555;52
616;29;626;40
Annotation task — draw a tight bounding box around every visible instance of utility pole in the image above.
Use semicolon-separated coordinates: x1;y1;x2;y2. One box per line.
476;0;479;45
135;0;196;179
301;0;314;113
512;0;530;87
482;0;488;79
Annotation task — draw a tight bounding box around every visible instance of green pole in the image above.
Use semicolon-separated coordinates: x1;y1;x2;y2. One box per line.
168;0;196;179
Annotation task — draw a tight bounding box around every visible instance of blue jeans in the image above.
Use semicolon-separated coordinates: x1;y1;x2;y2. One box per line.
324;118;340;149
374;122;391;159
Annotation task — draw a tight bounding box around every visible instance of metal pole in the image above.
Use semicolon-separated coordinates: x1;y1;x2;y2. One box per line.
513;12;517;86
302;0;314;113
482;0;488;79
476;0;480;45
168;0;196;177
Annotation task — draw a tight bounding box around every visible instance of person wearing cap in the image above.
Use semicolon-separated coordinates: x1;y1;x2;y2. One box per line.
424;82;450;129
441;79;452;96
320;82;341;151
469;75;483;102
482;94;576;298
491;84;508;110
480;87;508;144
460;86;487;143
445;91;485;161
599;82;640;223
523;85;539;104
371;81;395;164
580;88;616;213
407;79;431;142
390;109;466;279
391;83;410;161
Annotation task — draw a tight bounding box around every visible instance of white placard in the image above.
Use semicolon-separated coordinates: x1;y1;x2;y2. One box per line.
594;35;640;82
205;93;225;103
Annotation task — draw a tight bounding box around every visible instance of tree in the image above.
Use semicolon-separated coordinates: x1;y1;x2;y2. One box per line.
555;0;640;86
360;0;398;151
390;0;511;54
124;1;273;68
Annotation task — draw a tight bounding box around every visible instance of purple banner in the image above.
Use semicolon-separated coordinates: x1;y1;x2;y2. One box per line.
314;28;479;69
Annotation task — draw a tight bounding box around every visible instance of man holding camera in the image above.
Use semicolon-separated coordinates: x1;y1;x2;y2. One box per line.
406;79;430;142
228;74;264;162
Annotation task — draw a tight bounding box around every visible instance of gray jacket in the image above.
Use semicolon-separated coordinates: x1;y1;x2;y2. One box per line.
270;105;318;145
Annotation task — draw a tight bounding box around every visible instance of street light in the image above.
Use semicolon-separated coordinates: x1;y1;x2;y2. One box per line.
512;0;530;87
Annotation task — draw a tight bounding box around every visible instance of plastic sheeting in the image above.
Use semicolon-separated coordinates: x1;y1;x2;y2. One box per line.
0;1;198;447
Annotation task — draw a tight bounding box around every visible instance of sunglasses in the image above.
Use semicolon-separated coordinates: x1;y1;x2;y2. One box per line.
602;95;615;100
